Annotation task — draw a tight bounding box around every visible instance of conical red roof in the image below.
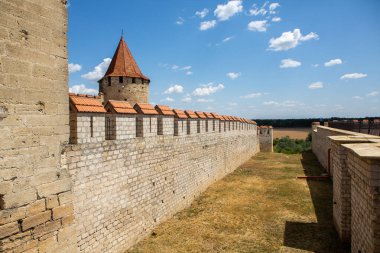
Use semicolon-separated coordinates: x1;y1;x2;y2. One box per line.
103;37;149;80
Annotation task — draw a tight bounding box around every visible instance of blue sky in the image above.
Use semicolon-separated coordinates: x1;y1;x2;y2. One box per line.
68;0;380;119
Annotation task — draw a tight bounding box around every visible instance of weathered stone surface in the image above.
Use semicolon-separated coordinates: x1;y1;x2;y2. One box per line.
27;199;46;216
0;221;19;239
37;179;72;198
2;190;37;209
21;211;51;231
52;203;74;220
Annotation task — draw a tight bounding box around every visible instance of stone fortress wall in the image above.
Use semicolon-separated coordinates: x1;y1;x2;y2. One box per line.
0;2;270;252
312;123;380;253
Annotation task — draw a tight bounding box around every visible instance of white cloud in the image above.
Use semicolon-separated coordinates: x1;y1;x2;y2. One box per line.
214;0;243;21
228;102;238;106
200;20;217;31
340;73;367;80
222;36;234;42
269;3;280;14
263;100;304;107
324;58;342;67
196;8;209;18
68;63;82;73
161;97;174;102
176;17;185;25
312;64;319;68
81;58;111;80
272;17;281;22
268;28;319;51
352;96;362;100
192;83;224;96
309;81;324;89
367;91;379;97
197;98;214;103
280;59;301;68
164;84;184;94
172;65;179;70
249;3;268;16
69;84;98;95
240;93;262;99
248;20;268;32
186;71;193;75
226;72;241;80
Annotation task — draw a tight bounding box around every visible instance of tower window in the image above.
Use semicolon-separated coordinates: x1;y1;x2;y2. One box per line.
132;78;136;83
119;76;123;83
108;76;111;86
90;116;94;137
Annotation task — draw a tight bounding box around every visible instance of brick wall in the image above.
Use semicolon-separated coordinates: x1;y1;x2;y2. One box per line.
62;130;259;253
258;127;273;152
0;0;77;252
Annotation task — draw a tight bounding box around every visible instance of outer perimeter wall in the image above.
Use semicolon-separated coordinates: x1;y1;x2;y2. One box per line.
62;131;259;253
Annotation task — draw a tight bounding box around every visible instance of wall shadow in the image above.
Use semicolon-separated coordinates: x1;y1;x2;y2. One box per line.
283;151;349;253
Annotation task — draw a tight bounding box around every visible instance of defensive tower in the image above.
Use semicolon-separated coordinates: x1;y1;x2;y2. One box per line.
98;36;150;105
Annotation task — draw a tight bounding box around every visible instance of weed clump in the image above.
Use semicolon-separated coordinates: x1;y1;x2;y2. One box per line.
273;136;311;154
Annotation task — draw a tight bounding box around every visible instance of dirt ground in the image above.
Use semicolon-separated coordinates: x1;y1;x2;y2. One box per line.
274;128;311;139
127;152;348;253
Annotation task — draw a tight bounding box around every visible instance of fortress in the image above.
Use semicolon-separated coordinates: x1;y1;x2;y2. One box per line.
2;1;380;253
0;1;272;252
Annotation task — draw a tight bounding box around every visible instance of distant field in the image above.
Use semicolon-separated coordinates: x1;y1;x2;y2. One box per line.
274;127;311;139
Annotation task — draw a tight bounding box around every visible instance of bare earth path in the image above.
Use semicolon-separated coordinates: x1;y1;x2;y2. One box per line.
127;152;349;253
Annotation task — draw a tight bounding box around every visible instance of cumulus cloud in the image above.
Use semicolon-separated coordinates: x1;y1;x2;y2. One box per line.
367;91;379;97
352;96;362;100
181;66;192;71
324;58;342;67
68;63;82;73
272;17;281;22
263;101;279;106
226;72;241;80
81;58;111;80
69;84;98;95
248;20;268;32
309;81;324;89
196;8;209;18
280;59;301;68
164;84;184;94
192;83;224;96
214;0;243;21
200;20;217;31
268;28;319;51
186;71;193;75
240;93;262;99
162;97;174;102
176;17;185;25
340;73;367;80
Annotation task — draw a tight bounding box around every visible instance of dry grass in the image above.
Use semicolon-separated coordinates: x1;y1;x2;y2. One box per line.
127;152;349;253
274;128;311;139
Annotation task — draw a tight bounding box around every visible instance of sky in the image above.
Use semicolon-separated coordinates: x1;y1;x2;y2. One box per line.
67;0;380;119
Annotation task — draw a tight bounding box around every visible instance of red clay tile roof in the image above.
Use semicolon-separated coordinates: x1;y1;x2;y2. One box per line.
204;112;214;119
195;111;207;119
106;100;137;114
134;103;158;115
185;110;198;119
173;109;188;119
211;112;222;120
155;105;175;116
103;37;149;81
69;94;106;113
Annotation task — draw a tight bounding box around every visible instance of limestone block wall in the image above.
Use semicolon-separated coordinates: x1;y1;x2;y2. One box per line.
330;141;351;242
62;129;259;253
0;0;77;252
174;119;187;136
346;150;380;253
187;119;197;135
312;126;372;171
258;127;273;152
115;115;136;139
157;116;174;136
73;114;105;144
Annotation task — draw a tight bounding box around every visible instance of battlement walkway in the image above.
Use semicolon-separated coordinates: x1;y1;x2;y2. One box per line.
127;152;349;253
